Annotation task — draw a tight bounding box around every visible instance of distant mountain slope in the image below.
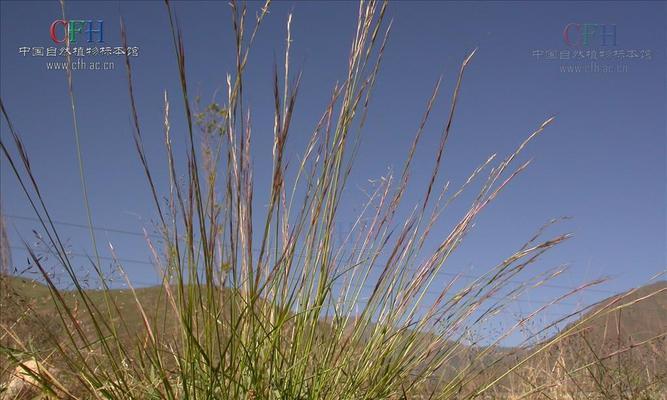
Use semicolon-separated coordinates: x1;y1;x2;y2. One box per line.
571;280;667;344
2;275;666;397
3;276;666;345
3;276;665;348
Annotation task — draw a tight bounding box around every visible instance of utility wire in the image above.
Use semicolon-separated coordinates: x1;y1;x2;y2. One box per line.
6;213;618;296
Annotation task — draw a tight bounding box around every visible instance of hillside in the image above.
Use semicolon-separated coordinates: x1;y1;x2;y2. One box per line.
575;280;667;344
2;275;666;398
3;276;666;350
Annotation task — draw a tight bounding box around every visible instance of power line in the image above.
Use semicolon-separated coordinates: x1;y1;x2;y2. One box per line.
5;214;618;296
9;245;153;266
5;213;160;239
9;241;592;308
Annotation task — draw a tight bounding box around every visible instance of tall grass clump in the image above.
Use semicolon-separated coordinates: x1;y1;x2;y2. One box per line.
2;1;661;399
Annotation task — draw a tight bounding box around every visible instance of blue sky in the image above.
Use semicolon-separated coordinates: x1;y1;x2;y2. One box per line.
1;1;665;339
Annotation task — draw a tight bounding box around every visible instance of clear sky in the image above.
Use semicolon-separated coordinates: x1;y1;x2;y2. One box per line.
1;1;665;340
